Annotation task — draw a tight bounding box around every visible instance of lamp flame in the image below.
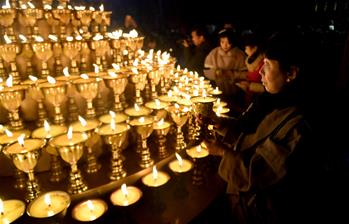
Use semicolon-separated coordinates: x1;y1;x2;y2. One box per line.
29;75;38;82
66;36;74;42
152;166;158;180
0;198;3;215
87;200;94;211
27;1;35;8
121;183;128;197
110;118;116;131
89;6;95;11
175;153;183;167
78;116;87;127
134;104;140;111
34;35;44;42
19;34;27;43
196;145;202;153
80;74;89;79
157;119;164;127
5;129;13;137
108;71;117;78
44;194;51;207
155;99;161;107
139;117;145;123
17;134;25;147
5;75;13;87
4;34;11;44
93;64;99;74
67;126;73;140
2;0;10;8
109;111;115;118
44;120;50;133
99;4;104;11
167;90;173;97
48;34;58;42
47;76;56;84
63;67;70;77
111;63;120;71
131;67;138;74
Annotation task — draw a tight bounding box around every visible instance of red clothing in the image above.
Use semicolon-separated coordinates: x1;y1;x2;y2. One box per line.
246;59;263;82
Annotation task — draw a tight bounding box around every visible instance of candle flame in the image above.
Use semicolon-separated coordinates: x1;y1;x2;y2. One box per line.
111;63;120;71
78;116;87;127
4;34;12;44
176;65;181;71
82;132;88;140
108;71;117;78
27;1;35;8
132;60;139;67
121;183;128;197
44;120;50;133
63;67;70;77
193;89;199;96
110;118;116;131
44;194;51;207
5;75;13;87
109;111;115;118
157;119;164;126
216;98;221;104
129;29;138;38
48;34;58;42
183;107;189;113
80;74;89;80
44;4;52;10
175;153;183;167
134;104;140;111
214;87;220;92
47;76;56;84
66;36;74;42
174;103;179;109
75;35;82;41
93;64;99;74
167;90;173;97
155;99;161;107
131;67;138;74
123;49;128;55
139;117;145;123
99;4;104;11
17;134;25;147
196;145;202;153
34;35;44;42
4;129;13;137
217;106;223;114
152;166;158;180
87;200;94;211
2;0;10;8
19;34;27;43
29;75;38;82
89;6;95;11
67;126;73;140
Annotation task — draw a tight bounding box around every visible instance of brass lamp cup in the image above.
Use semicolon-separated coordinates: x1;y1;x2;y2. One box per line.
39;81;67;125
76;10;92;39
98;123;129;180
73;78;99;119
135;36;145;50
51;134;88;194
63;41;81;75
153;122;171;159
18;8;43;38
0;43;20;84
52;8;71;35
130;71;147;105
0;85;26;130
4;139;46;202
0;8;16;40
168;105;190;152
129;116;154;168
32;41;53;79
102;73;128;112
109;38;122;63
148;68;161;99
100;11;112;35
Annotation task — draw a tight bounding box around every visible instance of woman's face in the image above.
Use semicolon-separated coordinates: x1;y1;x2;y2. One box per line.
220;37;232;52
259;58;288;94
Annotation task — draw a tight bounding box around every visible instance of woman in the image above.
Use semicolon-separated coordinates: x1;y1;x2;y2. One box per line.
203;31;323;223
204;29;247;98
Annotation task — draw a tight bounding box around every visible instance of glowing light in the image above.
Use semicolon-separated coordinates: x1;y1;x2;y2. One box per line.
67;126;73;140
175;153;183;167
5;75;13;87
47;76;56;84
78;116;87;127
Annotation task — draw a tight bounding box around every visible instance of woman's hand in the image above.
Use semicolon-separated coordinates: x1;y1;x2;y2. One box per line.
202;140;225;157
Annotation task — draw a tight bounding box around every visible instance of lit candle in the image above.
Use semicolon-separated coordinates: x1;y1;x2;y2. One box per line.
209;87;222;95
97;122;129;136
0;199;25;223
71;116;100;132
153;119;171;130
213;106;230;115
124;104;152;117
110;183;142;206
0;130;31;145
186;144;209;159
191;96;216;104
99;111;128;124
50;126;87;147
168;153;193;173
27;191;71;218
142;166;170;187
145;99;169;110
31;121;67;139
72;199;108;222
5;138;45;154
158;90;178;103
213;98;227;108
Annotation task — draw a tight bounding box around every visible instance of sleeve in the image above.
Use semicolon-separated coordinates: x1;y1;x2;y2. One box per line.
203;50;217;80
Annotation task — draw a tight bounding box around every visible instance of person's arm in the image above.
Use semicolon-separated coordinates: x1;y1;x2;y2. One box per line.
203;50;217;80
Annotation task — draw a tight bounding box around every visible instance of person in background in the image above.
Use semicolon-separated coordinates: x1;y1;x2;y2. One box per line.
236;32;265;107
202;31;324;223
204;28;247;108
123;14;142;34
182;26;212;75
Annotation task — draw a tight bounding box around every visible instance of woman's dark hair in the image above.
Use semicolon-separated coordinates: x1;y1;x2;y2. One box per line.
218;28;238;46
263;31;305;73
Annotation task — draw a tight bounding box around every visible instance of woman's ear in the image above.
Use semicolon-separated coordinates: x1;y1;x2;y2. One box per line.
287;65;299;82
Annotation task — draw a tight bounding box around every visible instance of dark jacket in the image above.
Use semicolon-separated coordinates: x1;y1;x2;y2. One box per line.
183;42;211;75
